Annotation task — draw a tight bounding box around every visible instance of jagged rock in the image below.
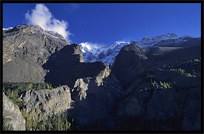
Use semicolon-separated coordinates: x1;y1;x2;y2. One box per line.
72;78;91;101
43;44;110;88
95;65;111;86
3;92;26;130
18;85;72;120
70;74;123;128
3;24;70;82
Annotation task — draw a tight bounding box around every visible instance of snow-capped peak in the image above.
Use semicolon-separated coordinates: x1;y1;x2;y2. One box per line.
3;27;13;31
79;41;129;66
132;33;195;47
79;33;198;65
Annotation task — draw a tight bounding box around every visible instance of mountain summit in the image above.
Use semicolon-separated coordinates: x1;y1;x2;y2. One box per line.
79;33;200;66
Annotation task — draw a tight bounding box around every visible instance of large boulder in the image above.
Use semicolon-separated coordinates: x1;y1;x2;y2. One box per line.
3;92;26;130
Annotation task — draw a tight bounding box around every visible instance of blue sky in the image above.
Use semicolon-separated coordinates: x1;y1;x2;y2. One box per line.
3;3;201;45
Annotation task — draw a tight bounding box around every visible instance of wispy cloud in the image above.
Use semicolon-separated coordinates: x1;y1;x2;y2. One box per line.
25;4;71;41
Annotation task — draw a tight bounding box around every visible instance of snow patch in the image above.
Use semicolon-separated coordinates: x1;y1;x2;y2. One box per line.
3;27;13;31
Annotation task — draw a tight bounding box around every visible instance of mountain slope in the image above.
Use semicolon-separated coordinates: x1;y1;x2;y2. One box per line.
3;24;70;82
112;42;201;89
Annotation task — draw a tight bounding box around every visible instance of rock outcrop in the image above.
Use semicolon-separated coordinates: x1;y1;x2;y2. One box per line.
69;74;123;128
19;85;72;120
3;93;26;130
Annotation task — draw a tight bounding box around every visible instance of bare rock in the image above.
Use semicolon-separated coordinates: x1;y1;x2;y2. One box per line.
19;85;72;120
3;92;26;130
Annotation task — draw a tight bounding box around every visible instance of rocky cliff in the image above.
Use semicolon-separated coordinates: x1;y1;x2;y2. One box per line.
19;85;72;121
3;93;26;130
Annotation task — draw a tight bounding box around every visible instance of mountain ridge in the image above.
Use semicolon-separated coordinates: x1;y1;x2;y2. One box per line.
79;33;200;66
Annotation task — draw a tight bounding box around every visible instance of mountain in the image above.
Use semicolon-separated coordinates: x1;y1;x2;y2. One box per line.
79;41;129;66
79;33;200;66
112;42;201;89
2;24;201;131
3;24;70;83
111;39;201;130
3;25;119;129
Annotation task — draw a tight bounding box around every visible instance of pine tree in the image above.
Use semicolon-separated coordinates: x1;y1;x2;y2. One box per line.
10;90;14;98
36;109;40;119
163;82;167;89
26;113;32;130
7;88;11;97
32;118;37;130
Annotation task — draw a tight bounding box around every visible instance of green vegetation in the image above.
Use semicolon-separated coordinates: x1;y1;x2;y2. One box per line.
23;110;73;131
3;82;75;131
169;68;196;77
146;58;201;90
3;82;54;108
150;79;172;89
161;58;201;78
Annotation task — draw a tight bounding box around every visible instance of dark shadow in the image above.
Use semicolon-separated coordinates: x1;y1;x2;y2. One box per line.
42;44;107;88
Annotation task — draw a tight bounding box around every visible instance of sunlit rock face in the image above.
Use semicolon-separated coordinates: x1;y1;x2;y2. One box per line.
3;93;26;130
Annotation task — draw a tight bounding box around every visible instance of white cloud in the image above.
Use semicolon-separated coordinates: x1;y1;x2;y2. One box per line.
79;42;101;52
79;42;107;55
25;4;71;41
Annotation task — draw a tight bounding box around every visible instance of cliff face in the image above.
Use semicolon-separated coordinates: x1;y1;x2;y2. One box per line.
19;85;72;121
3;93;26;130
